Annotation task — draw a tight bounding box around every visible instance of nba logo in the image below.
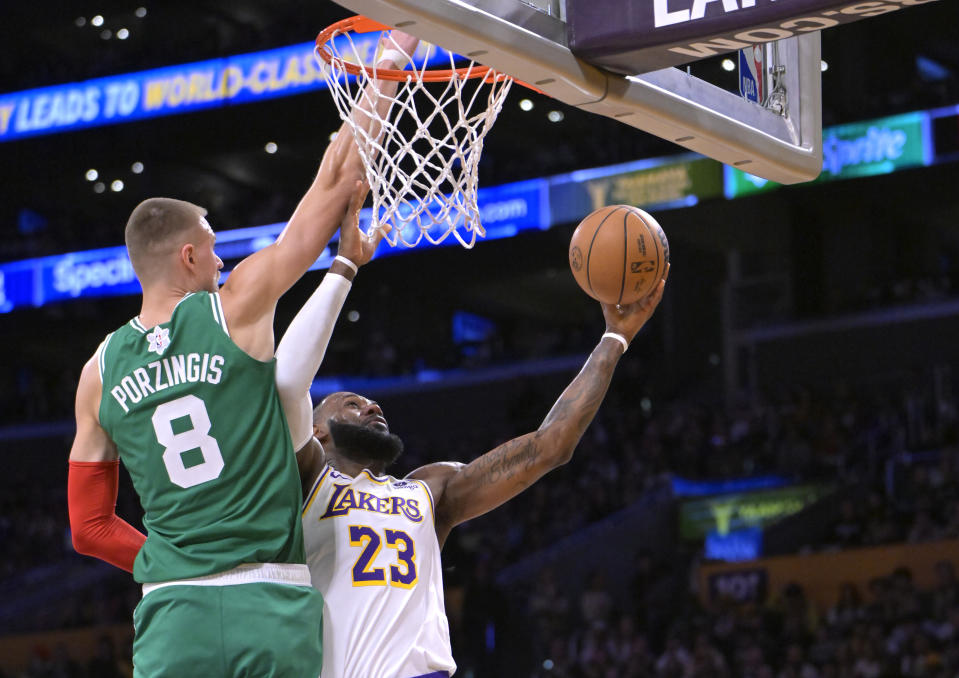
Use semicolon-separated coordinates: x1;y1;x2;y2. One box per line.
739;45;765;105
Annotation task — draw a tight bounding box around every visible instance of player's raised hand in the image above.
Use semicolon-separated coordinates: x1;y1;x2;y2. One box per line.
336;180;387;268
601;263;669;345
377;30;420;69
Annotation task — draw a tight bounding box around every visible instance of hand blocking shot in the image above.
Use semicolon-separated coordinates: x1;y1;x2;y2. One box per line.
275;189;670;677
66;27;422;678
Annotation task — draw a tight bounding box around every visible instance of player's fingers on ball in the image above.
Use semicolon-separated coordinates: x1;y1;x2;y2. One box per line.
646;283;664;310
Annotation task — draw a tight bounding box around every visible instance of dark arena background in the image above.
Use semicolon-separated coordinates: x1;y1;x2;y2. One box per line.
3;1;959;676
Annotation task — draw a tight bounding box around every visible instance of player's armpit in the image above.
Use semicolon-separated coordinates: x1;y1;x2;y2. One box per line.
297;438;327;502
419;432;565;544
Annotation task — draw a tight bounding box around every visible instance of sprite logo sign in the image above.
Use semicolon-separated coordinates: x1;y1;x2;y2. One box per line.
724;111;930;198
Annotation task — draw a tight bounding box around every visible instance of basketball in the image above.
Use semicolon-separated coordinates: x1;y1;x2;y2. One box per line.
568;205;669;306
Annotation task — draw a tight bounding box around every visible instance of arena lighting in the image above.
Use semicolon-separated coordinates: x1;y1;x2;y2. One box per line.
347;310;360;322
75;17;87;27
547;110;564;123
111;180;124;192
117;28;130;40
100;29;112;40
264;142;278;154
93;182;105;194
91;15;104;27
328;132;338;142
135;7;147;18
518;98;534;111
721;58;735;72
131;162;144;174
821;60;829;72
85;169;98;181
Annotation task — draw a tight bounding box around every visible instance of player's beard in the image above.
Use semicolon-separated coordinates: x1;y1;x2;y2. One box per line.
328;419;404;467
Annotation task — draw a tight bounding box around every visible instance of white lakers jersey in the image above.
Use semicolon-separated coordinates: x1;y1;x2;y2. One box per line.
303;465;456;678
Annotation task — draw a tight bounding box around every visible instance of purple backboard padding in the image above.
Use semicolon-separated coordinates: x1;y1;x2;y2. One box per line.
567;0;939;74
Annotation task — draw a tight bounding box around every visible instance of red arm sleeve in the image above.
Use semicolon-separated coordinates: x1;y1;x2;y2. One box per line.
68;460;146;573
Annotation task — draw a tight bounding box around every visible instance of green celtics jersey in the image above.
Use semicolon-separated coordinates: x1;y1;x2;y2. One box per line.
98;291;305;583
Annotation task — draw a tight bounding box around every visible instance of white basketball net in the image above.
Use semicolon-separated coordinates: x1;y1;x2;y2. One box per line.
317;29;513;248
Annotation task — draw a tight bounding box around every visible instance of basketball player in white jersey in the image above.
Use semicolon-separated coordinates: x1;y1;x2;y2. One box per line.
275;176;668;677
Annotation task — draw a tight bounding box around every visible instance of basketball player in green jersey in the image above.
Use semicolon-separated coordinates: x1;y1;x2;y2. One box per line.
67;32;419;678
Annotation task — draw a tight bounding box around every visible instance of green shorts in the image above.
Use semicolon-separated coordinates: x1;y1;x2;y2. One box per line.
132;583;323;678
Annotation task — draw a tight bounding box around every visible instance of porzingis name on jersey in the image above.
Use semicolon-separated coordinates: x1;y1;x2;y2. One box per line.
319;483;424;522
110;353;225;413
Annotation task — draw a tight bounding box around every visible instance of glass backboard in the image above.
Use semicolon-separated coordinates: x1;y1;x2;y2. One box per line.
328;0;942;184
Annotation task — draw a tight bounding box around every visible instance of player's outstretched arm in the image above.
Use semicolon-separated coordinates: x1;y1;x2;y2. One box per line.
220;31;419;351
67;356;146;572
276;181;385;480
411;266;669;546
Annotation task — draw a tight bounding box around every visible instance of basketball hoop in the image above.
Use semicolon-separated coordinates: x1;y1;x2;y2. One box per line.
315;16;515;248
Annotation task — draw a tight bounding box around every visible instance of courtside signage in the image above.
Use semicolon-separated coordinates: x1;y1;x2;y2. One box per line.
0;108;946;312
568;0;943;74
707;568;768;601
0;180;547;311
679;483;831;540
549;154;723;223
0;39;448;143
725;110;932;197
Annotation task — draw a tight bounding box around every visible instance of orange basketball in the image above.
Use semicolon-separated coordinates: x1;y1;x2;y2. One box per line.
568;205;669;306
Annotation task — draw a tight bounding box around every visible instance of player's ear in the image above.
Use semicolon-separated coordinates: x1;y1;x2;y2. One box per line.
313;420;330;442
179;242;196;266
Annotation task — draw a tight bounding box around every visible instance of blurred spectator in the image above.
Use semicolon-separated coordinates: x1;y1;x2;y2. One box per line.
656;635;693;677
49;643;81;678
778;643;818;678
579;571;613;629
831;500;864;548
826;583;864;632
907;509;942;543
930;561;959;621
85;636;124;678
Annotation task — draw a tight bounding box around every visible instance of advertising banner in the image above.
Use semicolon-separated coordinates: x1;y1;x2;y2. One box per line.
680;483;831;540
725;111;932;197
0;38;449;142
699;538;959;609
708;567;768;603
0;179;548;312
550;154;723;224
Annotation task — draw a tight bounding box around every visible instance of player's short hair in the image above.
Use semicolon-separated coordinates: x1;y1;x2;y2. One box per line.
125;197;208;281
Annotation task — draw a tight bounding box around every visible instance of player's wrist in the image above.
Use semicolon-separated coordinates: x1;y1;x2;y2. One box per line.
378;48;411;70
601;331;629;353
330;255;358;282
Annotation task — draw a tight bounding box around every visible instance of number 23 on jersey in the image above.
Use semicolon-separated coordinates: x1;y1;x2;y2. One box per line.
349;525;417;589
